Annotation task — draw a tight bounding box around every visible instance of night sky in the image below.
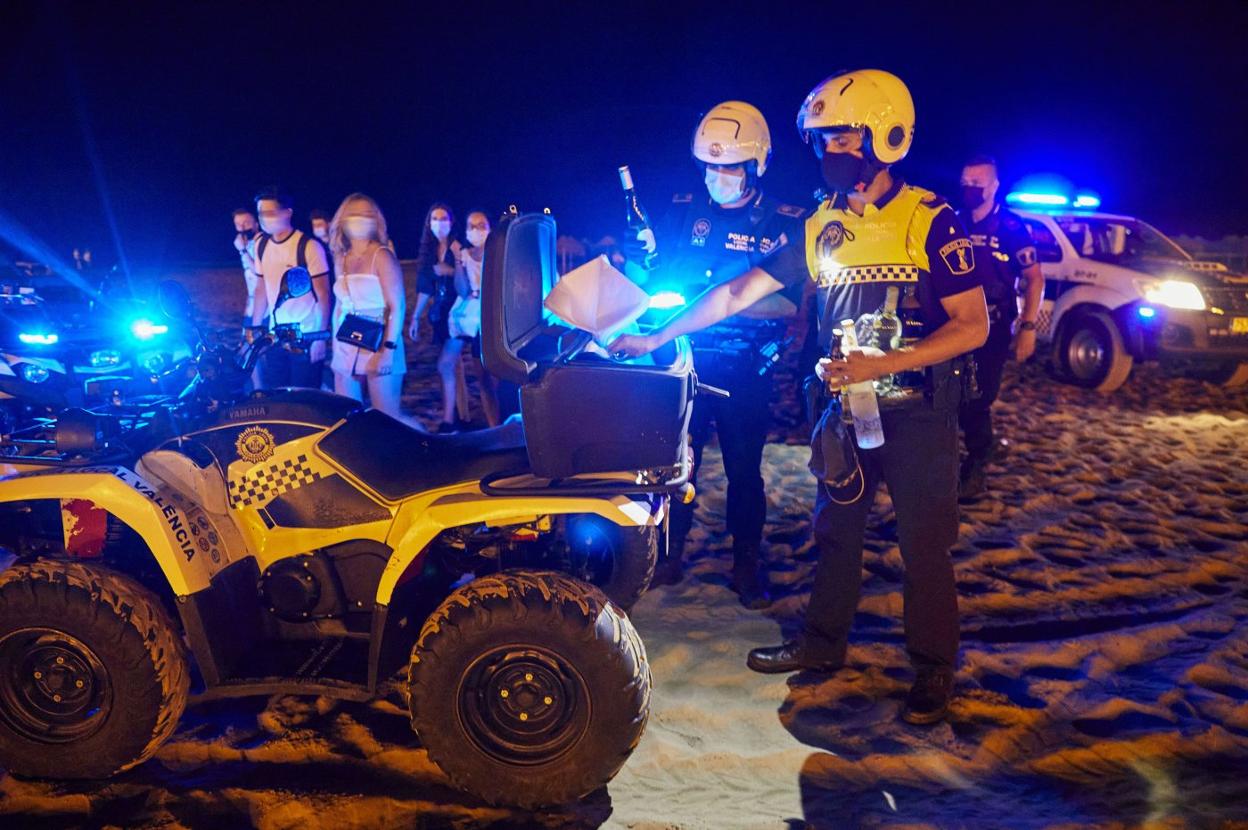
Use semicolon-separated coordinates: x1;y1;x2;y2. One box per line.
2;1;1246;274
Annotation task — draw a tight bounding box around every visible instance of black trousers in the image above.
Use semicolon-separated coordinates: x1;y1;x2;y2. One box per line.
669;355;773;556
258;347;323;389
959;314;1013;469
803;402;961;671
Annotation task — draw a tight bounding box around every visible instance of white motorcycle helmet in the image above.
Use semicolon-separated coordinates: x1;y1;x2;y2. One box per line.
796;69;915;165
691;101;772;177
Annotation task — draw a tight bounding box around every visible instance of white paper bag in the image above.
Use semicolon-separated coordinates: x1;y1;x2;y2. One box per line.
543;255;650;342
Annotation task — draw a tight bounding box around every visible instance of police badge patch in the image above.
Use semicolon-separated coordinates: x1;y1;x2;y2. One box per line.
817;220;848;259
938;238;975;275
235;425;277;464
691;218;712;247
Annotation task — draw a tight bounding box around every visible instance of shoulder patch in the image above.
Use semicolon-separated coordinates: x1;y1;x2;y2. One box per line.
939;238;976;275
775;203;806;218
672;193;693;204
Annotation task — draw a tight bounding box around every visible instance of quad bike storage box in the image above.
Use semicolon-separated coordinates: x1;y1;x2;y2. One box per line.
482;213;694;480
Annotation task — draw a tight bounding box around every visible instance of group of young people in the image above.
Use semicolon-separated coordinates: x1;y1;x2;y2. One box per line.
231;192;499;431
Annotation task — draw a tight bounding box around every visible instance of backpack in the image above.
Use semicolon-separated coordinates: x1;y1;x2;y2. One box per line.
256;231;329;300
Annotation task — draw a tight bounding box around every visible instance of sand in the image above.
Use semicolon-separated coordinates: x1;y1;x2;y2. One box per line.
2;269;1248;827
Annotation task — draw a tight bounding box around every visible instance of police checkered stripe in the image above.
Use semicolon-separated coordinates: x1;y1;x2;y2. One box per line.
227;454;323;509
818;264;919;286
1036;307;1054;337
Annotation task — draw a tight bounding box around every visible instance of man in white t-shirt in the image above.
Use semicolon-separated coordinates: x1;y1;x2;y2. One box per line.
251;187;331;389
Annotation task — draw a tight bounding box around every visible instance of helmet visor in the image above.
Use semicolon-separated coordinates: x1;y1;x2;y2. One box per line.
806;127;866;158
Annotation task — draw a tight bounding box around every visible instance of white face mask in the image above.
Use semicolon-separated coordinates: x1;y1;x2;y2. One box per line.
343;216;378;241
466;228;488;248
705;168;746;205
259;215;287;234
430;219;452;240
313;225;329;242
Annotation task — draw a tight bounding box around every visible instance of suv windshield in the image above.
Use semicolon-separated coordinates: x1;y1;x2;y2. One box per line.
1056;216;1190;265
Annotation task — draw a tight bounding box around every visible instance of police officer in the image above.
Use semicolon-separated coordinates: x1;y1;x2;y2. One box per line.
612;71;988;724
626;101;804;608
956;156;1044;499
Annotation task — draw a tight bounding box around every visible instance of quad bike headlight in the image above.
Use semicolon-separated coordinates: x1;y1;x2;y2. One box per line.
141;352;167;374
19;363;50;384
90;349;123;368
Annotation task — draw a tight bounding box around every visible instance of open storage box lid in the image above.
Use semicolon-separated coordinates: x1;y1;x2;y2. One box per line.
480;211;696;483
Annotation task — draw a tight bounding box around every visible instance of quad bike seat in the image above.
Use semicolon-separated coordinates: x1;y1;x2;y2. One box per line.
318;410;529;501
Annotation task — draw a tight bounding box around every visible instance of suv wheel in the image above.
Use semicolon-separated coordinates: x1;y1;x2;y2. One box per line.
1054;310;1134;393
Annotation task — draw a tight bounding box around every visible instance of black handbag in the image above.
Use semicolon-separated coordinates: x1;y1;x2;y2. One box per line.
336;313;385;352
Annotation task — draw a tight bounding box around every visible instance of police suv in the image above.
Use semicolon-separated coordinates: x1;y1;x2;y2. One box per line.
1012;198;1248;392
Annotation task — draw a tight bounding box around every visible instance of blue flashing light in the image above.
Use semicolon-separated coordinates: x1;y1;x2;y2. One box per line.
1137;306;1157;319
1073;193;1102;209
130;319;169;340
18;332;59;345
1005;192;1069;207
649;291;687;310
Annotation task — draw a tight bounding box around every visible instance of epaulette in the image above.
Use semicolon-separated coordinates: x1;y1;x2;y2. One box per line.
775;203;806;218
920;192;949;209
672;193;693;204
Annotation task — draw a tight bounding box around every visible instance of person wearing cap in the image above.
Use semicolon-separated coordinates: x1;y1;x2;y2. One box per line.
611;71;988;724
624;101;805;608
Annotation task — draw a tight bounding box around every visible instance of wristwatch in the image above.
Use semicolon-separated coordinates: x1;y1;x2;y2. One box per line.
1018;320;1037;332
382;340;398;350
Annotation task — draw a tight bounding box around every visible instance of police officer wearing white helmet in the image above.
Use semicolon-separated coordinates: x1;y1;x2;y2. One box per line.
624;101;805;608
613;71;989;724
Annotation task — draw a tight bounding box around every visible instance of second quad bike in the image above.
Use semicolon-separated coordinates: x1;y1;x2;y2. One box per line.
0;214;699;807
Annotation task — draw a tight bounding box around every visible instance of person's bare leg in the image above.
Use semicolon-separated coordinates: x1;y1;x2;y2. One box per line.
437;338;463;424
455;357;471;422
367;372;405;419
334;371;363;404
478;362;501;426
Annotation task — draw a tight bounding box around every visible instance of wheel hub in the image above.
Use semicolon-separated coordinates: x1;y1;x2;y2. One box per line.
459;646;589;766
0;628;112;743
1068;329;1106;380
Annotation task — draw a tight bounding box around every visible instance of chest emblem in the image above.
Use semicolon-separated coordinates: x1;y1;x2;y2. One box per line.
235;426;277;465
817;220;852;259
691;218;712;247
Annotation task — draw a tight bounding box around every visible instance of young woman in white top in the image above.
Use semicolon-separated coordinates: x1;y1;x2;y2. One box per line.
328;193;406;417
447;210;501;426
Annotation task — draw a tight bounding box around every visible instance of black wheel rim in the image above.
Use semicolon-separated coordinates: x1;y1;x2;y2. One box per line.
458;645;589;766
1067;326;1107;382
0;627;113;743
567;519;619;587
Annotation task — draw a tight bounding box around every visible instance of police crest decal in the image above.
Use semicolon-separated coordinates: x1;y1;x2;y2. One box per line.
817;221;847;259
235;426;276;464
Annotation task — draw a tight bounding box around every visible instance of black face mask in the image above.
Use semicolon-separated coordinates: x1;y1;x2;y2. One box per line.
820;151;875;195
960;186;987;211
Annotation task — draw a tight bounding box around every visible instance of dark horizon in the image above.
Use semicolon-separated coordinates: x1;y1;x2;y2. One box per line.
2;0;1247;274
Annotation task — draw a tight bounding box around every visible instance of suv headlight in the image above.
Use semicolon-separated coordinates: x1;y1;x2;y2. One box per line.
1138;279;1205;311
90;349;123;368
19;363;51;384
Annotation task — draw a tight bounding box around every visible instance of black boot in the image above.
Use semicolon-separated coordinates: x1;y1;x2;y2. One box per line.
650;542;684;588
958;460;986;502
731;544;771;610
902;668;954;725
746;641;843;674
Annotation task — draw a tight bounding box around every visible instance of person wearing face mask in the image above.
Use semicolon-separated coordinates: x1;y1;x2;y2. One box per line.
250;186;333;389
408;203;468;432
622;100;805;608
610;71;989;725
310;209;331;246
955;156;1044;500
328;193;406;417
446;210;502;427
232;208;262;331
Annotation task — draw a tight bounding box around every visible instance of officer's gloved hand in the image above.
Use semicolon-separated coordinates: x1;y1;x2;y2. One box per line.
617;232;652;267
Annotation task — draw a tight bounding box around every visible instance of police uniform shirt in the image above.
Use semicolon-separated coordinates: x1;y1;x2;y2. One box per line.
657;190;806;325
959;203;1037;316
760;179;983;348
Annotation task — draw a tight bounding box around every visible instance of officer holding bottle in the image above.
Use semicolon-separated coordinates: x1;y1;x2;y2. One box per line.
612;71;988;725
624;101;804;608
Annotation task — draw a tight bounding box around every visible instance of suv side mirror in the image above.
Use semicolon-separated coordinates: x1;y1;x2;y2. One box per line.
275;266;312;310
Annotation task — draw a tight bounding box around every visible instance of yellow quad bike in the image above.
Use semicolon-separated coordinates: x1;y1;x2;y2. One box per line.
0;213;699;808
